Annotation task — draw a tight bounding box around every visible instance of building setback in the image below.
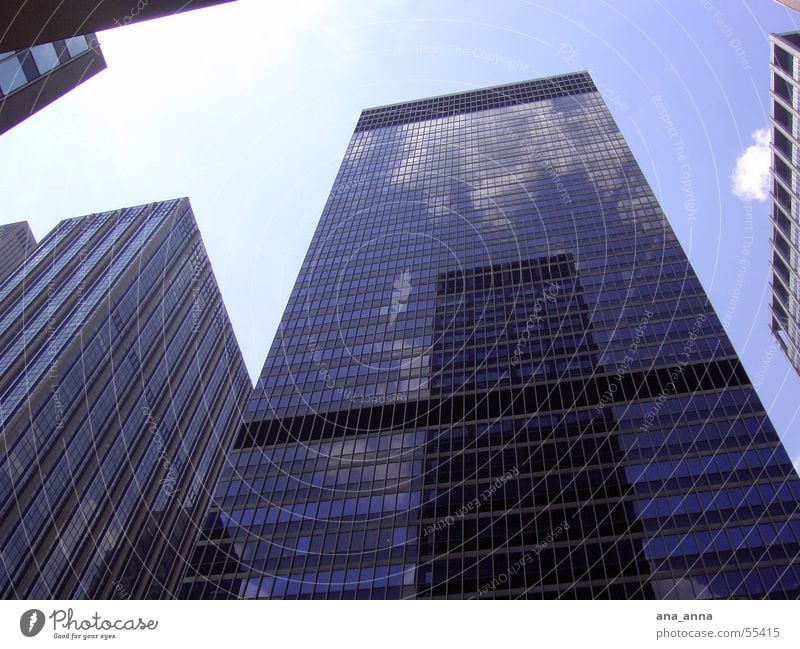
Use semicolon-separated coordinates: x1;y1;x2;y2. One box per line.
769;32;800;376
0;221;36;286
181;72;800;600
0;34;105;135
0;198;250;599
0;1;237;51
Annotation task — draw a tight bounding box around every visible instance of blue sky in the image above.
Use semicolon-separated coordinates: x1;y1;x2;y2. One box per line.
1;0;799;467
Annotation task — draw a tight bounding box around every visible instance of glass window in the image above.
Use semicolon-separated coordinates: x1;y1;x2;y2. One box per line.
65;36;89;58
0;55;26;94
30;43;60;74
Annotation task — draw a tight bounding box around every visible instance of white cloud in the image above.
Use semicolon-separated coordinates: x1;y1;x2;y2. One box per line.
731;127;771;201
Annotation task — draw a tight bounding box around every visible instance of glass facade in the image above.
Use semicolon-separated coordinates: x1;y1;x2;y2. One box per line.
182;72;800;599
769;32;800;376
0;198;250;599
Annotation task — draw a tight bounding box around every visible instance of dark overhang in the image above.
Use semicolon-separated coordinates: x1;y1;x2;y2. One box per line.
0;0;236;51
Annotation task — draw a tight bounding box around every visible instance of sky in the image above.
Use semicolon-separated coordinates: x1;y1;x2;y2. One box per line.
1;0;799;467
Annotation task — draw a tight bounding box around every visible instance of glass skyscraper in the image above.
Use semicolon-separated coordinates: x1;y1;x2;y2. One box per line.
0;198;250;599
769;31;800;376
181;72;800;599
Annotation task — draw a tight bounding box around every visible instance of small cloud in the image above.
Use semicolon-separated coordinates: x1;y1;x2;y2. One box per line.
731;128;771;201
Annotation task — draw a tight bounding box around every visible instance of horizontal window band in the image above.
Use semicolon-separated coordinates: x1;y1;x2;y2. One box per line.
235;357;748;450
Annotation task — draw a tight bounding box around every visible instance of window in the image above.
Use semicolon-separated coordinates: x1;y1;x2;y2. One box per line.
65;36;89;57
0;55;26;95
31;43;60;74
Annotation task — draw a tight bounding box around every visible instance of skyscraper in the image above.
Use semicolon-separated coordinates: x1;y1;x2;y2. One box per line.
0;198;250;599
769;31;800;376
0;1;237;51
0;221;36;285
182;72;800;600
0;34;105;135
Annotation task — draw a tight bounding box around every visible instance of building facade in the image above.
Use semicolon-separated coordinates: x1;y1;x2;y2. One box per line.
0;198;250;599
769;31;800;375
0;221;36;285
0;34;105;135
181;72;800;600
0;1;236;51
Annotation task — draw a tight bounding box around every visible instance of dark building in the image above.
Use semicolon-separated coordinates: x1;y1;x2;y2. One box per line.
0;197;250;599
769;31;800;375
0;221;37;285
0;34;105;135
181;72;800;600
0;0;236;51
0;1;236;134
